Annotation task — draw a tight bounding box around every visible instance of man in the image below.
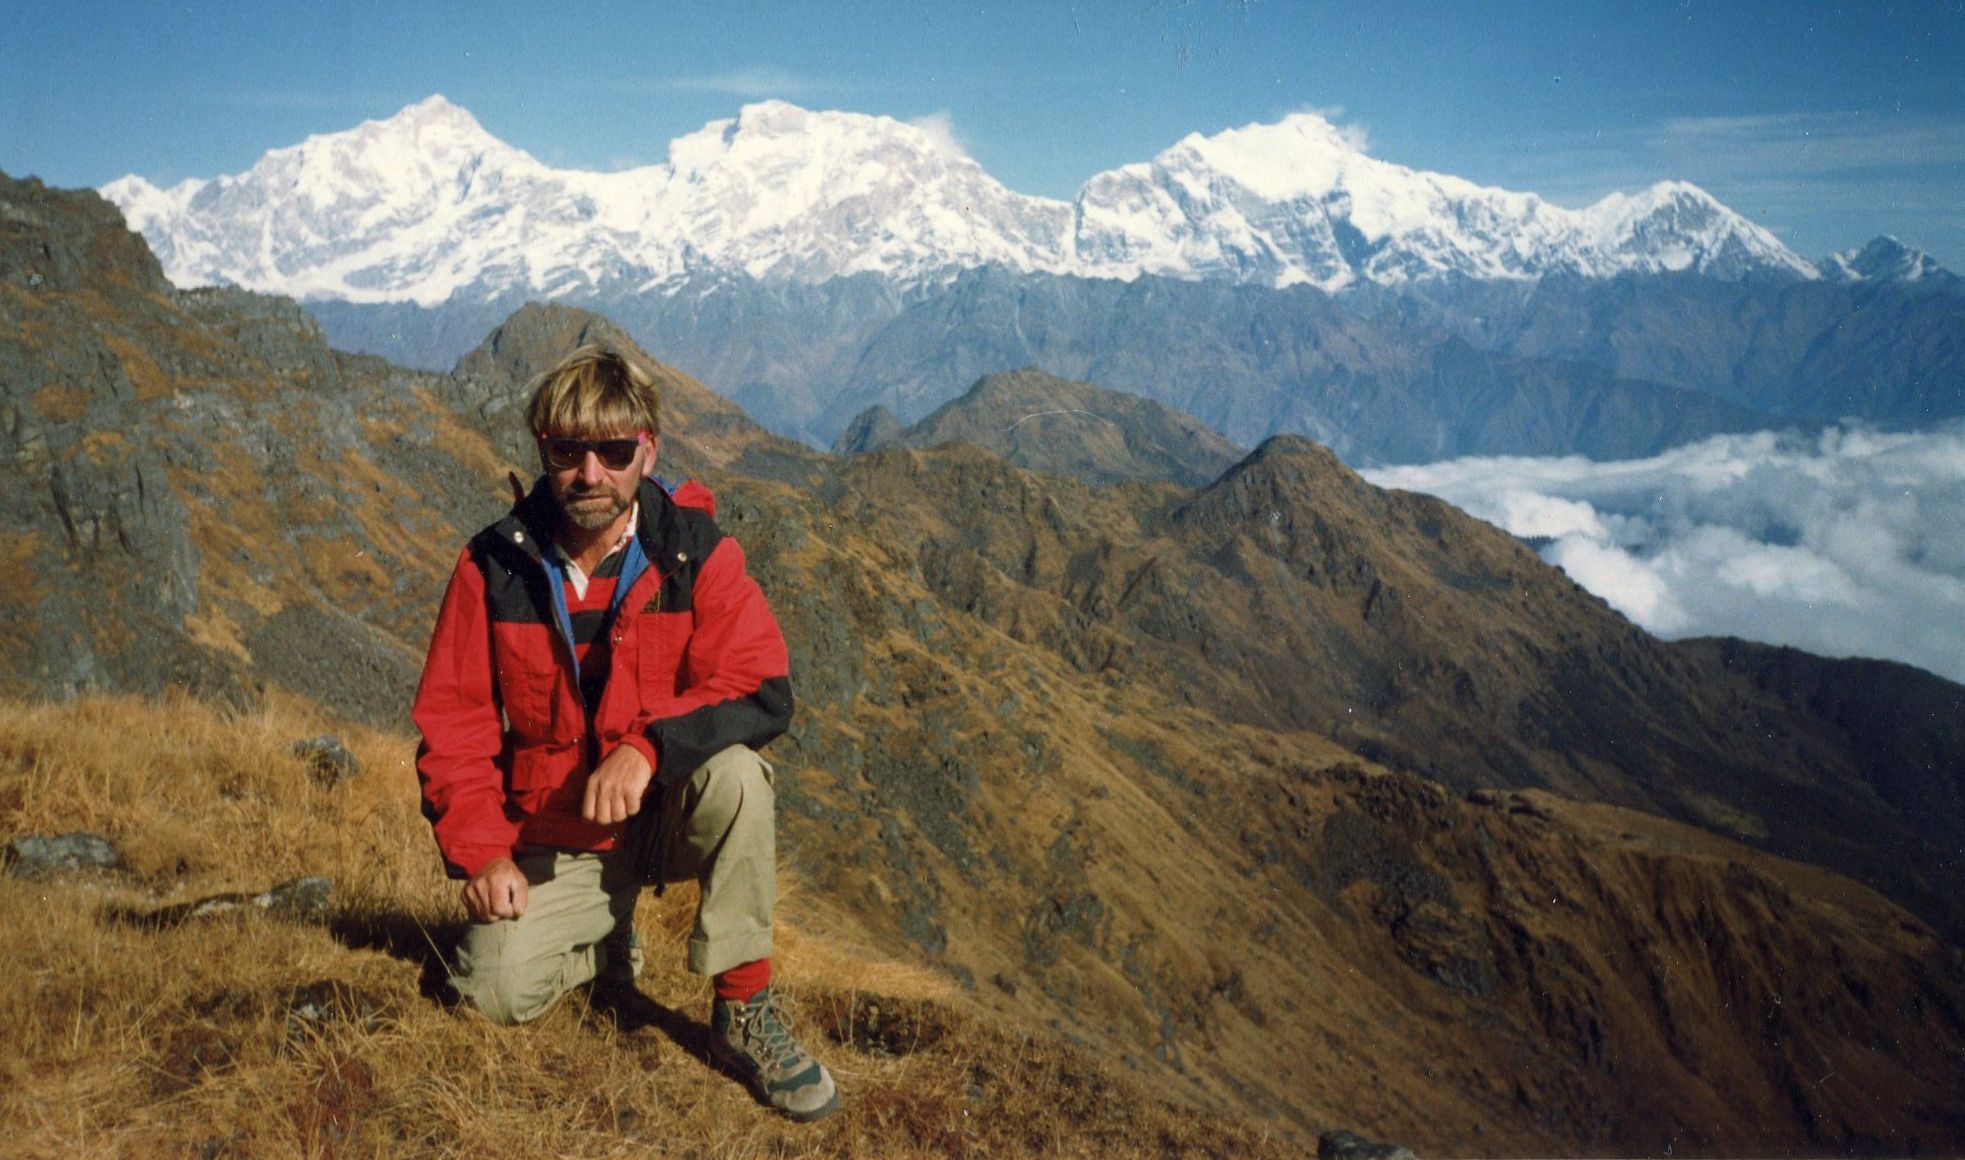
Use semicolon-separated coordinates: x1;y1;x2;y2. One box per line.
412;343;837;1122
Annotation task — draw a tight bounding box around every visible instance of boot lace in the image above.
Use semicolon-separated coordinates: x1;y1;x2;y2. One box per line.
738;993;805;1072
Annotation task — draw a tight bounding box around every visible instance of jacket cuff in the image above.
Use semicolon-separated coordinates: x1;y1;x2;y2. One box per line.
619;732;659;776
446;843;516;881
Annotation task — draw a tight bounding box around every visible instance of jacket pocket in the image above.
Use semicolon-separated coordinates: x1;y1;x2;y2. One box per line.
492;622;556;734
506;741;579;820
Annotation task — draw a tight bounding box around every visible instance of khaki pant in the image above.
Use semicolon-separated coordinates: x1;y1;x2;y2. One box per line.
450;745;777;1024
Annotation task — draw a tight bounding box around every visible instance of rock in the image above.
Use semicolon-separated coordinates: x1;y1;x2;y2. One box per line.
1318;1129;1419;1160
291;735;361;785
262;875;334;918
4;831;120;876
173;875;334;922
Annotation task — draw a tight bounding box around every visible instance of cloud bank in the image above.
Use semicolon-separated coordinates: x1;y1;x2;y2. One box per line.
1363;424;1965;686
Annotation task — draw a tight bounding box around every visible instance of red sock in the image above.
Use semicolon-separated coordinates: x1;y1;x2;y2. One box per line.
713;957;771;1002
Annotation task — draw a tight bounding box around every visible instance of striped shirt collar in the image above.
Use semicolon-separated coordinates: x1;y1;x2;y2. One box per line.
552;500;638;600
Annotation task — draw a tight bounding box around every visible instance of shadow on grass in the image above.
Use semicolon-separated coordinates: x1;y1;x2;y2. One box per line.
586;980;710;1056
328;910;465;1003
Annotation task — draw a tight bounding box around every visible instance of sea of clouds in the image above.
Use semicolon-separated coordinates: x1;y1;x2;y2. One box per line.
1362;423;1965;686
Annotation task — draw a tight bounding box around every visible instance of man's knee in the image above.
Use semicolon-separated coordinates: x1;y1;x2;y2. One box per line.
452;959;564;1025
451;918;579;1025
690;746;774;821
699;744;772;789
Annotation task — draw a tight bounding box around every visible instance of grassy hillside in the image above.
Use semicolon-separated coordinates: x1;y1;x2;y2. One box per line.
0;693;1299;1159
11;690;1965;1156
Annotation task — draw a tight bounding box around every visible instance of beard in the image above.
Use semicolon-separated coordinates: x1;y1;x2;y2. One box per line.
557;482;632;530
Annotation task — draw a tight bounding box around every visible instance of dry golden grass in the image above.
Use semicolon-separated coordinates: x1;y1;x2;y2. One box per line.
0;694;1295;1159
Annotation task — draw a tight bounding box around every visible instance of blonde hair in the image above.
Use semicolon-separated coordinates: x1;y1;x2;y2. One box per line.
525;344;662;439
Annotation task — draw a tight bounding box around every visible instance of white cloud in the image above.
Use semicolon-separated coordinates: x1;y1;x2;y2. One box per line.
1653;111;1965;176
1364;423;1965;685
907;110;971;162
1547;535;1688;630
1291;104;1370;153
1488;490;1607;539
662;66;818;99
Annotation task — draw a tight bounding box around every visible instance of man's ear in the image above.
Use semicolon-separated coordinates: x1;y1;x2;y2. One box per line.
641;433;660;479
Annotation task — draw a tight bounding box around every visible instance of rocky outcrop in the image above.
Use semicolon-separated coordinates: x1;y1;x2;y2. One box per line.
291;735;361;786
0;173;213;699
0;171;489;716
830;402;904;455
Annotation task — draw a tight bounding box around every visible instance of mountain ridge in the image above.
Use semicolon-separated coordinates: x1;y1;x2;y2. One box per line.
831;367;1246;488
103;95;1859;307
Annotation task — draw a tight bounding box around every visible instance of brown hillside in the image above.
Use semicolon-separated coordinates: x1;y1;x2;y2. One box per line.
0;694;1304;1159
808;434;1965;943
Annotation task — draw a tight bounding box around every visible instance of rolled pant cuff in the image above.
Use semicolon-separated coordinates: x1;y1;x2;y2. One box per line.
689;927;775;977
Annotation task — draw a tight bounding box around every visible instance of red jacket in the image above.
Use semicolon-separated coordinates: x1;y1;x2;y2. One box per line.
413;477;793;879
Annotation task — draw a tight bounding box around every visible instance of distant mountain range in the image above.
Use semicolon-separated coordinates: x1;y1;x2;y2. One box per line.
100;97;1965;461
104;95;1861;304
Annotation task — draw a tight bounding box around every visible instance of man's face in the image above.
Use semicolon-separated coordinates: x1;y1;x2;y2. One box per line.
541;431;655;531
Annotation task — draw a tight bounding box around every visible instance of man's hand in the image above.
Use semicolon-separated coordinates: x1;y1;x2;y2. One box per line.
463;857;529;922
583;743;654;826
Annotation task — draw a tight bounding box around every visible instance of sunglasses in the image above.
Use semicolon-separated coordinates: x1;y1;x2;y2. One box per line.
538;433;646;471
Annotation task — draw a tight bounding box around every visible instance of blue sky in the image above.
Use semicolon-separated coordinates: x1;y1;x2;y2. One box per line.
5;0;1962;264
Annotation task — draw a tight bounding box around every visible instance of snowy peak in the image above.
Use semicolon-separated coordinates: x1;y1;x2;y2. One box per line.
653;102;1070;281
1818;236;1956;284
1070;110;1545;290
103;95;1833;305
1070;115;1809;290
249;92;543;212
1579;181;1818;280
669;100;949;179
101;93;571;305
1164;111;1371;202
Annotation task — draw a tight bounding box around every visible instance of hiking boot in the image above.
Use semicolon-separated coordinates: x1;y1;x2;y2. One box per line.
709;987;839;1122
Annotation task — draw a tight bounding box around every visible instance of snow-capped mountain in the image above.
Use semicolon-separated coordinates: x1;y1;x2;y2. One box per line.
1070;117;1816;288
105;96;1071;306
104;95;1823;306
1817;236;1958;285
